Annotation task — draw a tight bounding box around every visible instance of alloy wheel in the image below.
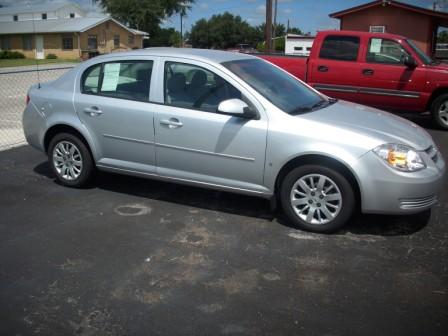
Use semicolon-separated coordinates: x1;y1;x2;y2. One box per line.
290;173;342;225
52;141;83;181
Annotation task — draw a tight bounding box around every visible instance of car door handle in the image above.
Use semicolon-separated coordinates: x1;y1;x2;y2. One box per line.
317;65;328;72
160;118;183;129
362;69;374;76
83;106;103;116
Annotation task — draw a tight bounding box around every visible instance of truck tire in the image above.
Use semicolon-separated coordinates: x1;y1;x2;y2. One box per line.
48;133;94;188
280;164;355;233
430;93;448;130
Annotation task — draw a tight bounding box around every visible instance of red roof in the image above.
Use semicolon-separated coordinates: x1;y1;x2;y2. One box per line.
329;0;448;19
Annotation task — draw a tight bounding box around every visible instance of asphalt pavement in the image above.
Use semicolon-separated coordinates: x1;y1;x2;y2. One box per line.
0;116;447;336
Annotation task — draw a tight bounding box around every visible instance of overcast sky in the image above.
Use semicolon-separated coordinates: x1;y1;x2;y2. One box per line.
0;0;443;33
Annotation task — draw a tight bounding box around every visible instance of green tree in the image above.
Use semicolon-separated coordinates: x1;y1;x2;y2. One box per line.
189;12;256;49
438;30;448;43
147;27;181;47
92;0;194;38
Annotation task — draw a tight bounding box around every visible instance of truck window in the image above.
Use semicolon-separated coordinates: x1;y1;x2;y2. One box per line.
366;38;410;65
319;35;360;62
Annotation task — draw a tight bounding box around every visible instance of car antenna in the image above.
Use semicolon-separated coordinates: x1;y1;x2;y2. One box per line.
28;2;41;89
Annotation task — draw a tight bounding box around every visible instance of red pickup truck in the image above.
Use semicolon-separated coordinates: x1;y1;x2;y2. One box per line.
258;30;448;130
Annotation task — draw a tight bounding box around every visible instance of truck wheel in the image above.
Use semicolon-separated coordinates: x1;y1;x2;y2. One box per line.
431;94;448;130
280;165;355;233
48;133;94;188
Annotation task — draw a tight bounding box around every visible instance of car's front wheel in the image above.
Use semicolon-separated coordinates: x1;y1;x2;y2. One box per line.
48;133;94;187
280;165;355;233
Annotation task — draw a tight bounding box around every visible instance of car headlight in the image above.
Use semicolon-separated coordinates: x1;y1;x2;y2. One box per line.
373;144;426;172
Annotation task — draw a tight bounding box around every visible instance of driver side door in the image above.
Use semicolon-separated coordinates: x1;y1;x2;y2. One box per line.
357;37;426;111
153;58;268;193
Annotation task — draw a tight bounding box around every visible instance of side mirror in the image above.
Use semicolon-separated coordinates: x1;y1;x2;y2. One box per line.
217;99;258;119
404;55;417;69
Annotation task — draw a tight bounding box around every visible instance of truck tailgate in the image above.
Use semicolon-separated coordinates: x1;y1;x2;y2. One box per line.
256;54;308;81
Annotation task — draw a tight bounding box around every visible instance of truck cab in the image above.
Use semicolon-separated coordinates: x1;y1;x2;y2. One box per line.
258;30;448;129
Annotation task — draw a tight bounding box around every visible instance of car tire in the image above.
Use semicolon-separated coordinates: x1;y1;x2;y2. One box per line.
280;164;355;233
430;94;448;130
48;133;94;188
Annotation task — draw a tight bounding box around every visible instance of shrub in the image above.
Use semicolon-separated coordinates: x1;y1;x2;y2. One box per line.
0;50;25;59
46;53;57;59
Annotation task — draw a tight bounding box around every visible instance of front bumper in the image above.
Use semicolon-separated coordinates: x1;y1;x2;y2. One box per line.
355;147;446;215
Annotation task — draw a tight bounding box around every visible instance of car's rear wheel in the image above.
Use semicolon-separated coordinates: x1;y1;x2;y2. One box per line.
280;164;355;233
48;133;94;187
431;94;448;130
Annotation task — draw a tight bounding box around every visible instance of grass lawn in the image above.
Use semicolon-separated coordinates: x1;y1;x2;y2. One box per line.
0;58;80;68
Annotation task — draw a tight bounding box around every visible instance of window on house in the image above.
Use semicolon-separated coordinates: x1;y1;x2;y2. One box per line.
1;37;11;50
369;26;386;33
62;35;73;50
22;35;33;50
13;15;18;21
306;47;312;51
128;35;134;45
81;61;154;102
319;35;360;61
88;35;97;50
42;13;47;20
114;35;120;48
70;13;75;18
294;47;303;51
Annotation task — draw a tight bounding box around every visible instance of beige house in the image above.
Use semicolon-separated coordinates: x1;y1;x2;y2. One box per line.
0;2;147;60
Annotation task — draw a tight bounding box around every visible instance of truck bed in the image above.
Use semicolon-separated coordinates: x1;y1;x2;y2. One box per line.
254;53;308;81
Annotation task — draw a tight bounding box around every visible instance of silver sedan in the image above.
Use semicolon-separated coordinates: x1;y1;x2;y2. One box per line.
23;48;446;232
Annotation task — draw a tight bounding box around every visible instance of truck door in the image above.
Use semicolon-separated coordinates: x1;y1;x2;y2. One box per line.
307;35;364;103
357;37;426;111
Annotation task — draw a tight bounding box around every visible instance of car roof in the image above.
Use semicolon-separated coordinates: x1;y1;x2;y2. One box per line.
92;48;255;64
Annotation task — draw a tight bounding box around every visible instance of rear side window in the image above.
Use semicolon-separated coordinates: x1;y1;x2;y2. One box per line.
81;61;153;102
319;35;360;61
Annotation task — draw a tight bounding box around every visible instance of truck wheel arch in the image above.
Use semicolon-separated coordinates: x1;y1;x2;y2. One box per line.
427;87;448;111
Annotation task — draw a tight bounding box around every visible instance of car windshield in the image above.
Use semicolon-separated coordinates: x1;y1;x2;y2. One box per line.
406;39;434;65
222;58;332;115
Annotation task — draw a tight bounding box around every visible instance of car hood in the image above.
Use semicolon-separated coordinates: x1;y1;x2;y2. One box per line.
299;100;432;150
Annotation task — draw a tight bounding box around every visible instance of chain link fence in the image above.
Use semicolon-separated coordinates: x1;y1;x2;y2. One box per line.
0;65;75;151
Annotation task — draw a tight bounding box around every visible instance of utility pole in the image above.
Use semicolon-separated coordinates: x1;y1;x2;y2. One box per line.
273;0;278;40
180;13;183;48
287;19;290;34
265;0;273;52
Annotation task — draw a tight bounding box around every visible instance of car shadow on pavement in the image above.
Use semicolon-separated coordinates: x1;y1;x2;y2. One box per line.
34;161;431;237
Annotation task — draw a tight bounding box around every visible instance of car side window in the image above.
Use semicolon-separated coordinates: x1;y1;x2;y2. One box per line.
366;38;410;65
81;61;153;102
164;61;242;112
319;35;360;62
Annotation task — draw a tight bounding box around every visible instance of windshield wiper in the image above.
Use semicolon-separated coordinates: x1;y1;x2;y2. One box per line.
290;98;336;115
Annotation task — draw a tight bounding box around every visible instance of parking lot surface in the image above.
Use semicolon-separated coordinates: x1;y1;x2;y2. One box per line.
0;117;447;335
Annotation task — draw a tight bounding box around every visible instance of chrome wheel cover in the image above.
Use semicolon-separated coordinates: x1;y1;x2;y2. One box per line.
438;102;448;127
290;174;342;225
52;141;83;181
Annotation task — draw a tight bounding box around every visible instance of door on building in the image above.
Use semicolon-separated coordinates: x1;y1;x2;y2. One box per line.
35;35;44;59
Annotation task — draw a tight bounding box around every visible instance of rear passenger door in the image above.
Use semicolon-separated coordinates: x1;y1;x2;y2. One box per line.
74;58;159;174
153;58;268;193
308;35;364;102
